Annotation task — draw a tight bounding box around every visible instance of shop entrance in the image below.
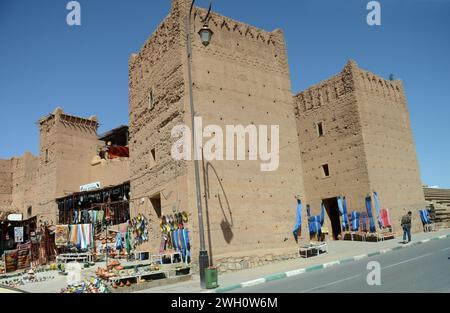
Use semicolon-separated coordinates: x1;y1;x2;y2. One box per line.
150;194;162;218
322;197;342;240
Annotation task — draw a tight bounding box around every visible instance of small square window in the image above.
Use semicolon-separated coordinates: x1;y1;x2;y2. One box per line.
316;122;324;137
322;164;330;177
45;149;49;162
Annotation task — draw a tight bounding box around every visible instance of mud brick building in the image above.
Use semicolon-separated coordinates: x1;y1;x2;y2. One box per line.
294;60;425;239
1;0;426;269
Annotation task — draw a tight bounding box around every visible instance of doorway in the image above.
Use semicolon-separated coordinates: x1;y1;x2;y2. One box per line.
150;194;162;218
322;197;342;240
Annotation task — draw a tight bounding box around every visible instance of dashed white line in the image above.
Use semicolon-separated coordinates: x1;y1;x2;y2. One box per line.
299;274;361;293
383;253;433;270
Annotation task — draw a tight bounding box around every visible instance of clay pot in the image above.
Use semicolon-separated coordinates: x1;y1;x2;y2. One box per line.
126;281;131;287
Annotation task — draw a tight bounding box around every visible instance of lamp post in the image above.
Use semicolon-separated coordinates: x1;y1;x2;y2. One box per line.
186;0;213;289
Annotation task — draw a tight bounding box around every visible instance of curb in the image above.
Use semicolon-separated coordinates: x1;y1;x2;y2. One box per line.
214;232;450;293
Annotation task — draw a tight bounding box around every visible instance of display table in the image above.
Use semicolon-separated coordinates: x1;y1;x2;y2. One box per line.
299;242;328;258
151;252;183;265
56;252;93;264
108;270;169;284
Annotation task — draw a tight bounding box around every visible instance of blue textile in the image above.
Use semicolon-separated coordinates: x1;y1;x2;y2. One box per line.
337;197;344;216
361;213;367;232
115;232;123;250
292;200;303;243
373;192;383;229
183;229;191;259
365;197;376;233
306;204;311;218
309;216;322;235
180;229;186;259
342;196;349;230
351;212;360;231
320;202;325;227
420;210;430;225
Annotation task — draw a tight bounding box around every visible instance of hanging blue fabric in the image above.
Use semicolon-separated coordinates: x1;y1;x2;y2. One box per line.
351;212;360;231
337;197;344;216
343;196;349;230
320;202;325;227
173;229;179;253
180;228;186;259
373;192;383;229
309;216;321;235
115;232;123;250
183;228;191;260
365;196;376;232
292;199;302;243
420;210;429;225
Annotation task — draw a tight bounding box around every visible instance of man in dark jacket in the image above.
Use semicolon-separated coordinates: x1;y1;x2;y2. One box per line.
401;211;413;244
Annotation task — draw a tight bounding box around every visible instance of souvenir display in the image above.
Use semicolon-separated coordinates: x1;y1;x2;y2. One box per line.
129;214;149;248
159;211;191;262
60;278;110;294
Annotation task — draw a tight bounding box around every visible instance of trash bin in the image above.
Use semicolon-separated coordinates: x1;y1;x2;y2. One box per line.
205;267;219;289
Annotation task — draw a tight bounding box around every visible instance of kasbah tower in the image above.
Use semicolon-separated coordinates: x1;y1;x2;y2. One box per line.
128;0;424;265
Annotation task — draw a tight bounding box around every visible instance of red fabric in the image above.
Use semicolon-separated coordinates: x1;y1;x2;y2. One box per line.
381;208;392;227
107;146;129;159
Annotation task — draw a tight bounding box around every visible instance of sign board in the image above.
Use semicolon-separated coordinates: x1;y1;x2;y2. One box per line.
7;213;23;221
14;227;24;243
80;182;101;192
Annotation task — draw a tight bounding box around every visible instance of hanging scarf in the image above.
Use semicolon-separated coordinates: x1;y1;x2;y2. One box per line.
373;192;383;229
343;196;349;230
182;228;191;260
179;228;186;259
365;196;376;233
320;202;325;227
292;199;302;243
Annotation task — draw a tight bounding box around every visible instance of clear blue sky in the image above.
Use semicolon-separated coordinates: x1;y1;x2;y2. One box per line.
0;0;449;188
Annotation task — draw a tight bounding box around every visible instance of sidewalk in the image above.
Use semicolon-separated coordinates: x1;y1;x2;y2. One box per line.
137;228;450;293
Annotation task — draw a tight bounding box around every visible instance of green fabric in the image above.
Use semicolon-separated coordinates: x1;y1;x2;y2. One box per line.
125;229;131;253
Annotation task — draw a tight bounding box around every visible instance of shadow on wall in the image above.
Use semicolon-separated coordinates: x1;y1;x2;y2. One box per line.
204;161;234;253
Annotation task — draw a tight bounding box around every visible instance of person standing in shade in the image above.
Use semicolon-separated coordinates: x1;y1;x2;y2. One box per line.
401;211;413;244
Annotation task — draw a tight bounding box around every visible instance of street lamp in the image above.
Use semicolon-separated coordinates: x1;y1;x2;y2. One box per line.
198;25;213;47
186;0;213;289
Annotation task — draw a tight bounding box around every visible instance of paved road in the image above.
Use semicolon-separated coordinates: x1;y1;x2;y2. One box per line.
233;237;450;293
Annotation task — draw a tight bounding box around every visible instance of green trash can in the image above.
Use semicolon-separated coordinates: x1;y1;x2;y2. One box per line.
205;267;219;289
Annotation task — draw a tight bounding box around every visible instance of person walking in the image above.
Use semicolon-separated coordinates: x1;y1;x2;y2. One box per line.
401;211;413;244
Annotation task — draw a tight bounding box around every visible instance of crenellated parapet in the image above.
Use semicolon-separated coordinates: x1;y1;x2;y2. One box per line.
355;67;405;102
294;60;406;114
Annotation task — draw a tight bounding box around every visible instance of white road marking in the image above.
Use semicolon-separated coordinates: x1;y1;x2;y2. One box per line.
442;247;450;252
285;268;306;277
299;274;361;293
421;239;431;243
354;254;368;261
323;261;340;268
241;278;266;288
383;253;433;270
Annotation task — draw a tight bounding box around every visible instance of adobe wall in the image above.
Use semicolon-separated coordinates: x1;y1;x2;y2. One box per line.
90;157;130;188
294;61;371;224
353;63;426;233
185;4;306;257
128;0;189;254
0;159;12;212
10;152;38;218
